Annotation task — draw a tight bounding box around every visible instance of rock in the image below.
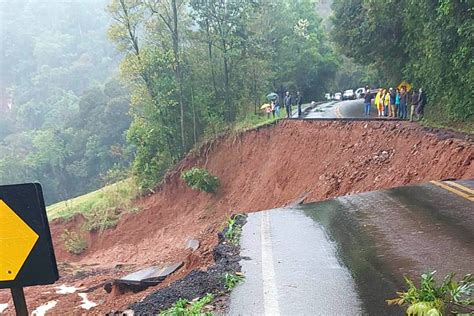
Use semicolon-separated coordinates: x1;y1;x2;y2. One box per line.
186;239;200;252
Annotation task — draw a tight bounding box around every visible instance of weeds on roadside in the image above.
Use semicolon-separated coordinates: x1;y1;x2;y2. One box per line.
61;229;87;255
387;271;473;315
159;293;214;316
224;272;244;290
224;214;244;245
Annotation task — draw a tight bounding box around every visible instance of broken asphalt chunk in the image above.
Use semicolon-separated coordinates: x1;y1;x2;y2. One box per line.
104;262;183;294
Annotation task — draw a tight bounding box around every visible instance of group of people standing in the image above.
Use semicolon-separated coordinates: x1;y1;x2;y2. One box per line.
268;91;303;118
364;86;427;120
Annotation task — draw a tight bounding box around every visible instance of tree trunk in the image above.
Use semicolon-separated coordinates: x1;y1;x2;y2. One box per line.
191;85;196;145
205;19;219;100
171;0;186;152
222;40;232;121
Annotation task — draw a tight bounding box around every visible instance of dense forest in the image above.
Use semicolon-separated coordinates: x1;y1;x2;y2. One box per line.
1;0;471;204
331;0;473;122
107;0;343;189
0;0;132;203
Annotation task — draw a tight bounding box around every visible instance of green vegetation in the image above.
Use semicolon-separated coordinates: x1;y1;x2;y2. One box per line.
387;271;473;315
159;293;214;316
224;215;244;245
331;0;473;127
47;179;140;226
61;230;88;255
107;0;339;190
224;272;245;290
181;168;220;194
232;114;280;133
0;1;132;204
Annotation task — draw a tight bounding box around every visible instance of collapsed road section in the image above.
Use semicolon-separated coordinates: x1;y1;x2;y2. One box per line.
0;120;472;314
229;180;474;315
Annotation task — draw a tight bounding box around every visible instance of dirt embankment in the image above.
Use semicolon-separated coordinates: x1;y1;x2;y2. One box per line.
1;120;472;314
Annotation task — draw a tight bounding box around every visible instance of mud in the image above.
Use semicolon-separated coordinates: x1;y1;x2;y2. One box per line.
126;215;246;314
0;120;472;314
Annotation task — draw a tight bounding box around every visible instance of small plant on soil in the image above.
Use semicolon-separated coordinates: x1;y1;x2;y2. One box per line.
224;272;244;290
61;229;87;255
84;207;120;232
159;293;214;316
181;167;220;193
386;271;473;315
224;215;244;245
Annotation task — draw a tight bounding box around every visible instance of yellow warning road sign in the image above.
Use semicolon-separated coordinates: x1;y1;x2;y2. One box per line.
0;200;39;281
397;80;412;92
0;183;58;289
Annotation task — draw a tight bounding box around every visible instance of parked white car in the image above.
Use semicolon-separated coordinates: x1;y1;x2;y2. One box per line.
355;87;366;99
334;92;342;101
343;89;355;100
325;93;332;101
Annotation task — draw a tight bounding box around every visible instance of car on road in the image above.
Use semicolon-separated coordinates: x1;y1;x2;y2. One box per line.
325;93;332;101
343;89;355;100
334;92;342;101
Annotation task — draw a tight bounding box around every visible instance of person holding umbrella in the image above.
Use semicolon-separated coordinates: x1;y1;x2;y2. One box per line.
265;92;280;118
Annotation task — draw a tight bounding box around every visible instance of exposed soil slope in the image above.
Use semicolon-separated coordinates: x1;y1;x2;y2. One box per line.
0;120;472;314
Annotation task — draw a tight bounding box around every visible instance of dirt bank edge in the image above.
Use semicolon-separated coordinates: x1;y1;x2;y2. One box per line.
116;215;247;314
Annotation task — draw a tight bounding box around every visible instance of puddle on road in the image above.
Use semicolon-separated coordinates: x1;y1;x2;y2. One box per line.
300;201;403;315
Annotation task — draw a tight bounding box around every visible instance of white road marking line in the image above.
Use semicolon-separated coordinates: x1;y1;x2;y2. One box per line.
261;211;280;316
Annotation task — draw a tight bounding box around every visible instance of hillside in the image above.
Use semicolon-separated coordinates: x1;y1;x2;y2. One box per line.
0;120;473;314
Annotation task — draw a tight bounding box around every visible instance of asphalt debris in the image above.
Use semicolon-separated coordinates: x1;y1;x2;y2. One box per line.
125;214;247;314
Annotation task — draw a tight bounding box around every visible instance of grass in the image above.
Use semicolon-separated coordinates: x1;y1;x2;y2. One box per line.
233;112;281;132
46;178;140;230
420;107;474;134
224;215;244;245
420;118;474;135
224;272;244;290
159;293;214;316
61;229;87;255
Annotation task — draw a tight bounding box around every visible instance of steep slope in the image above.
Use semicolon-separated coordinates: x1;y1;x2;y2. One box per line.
1;120;472;314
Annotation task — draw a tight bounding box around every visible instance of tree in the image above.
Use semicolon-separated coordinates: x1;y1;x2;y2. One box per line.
331;0;474;121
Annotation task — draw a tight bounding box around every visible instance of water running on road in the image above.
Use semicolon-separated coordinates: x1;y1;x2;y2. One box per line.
229;181;473;315
229;209;363;315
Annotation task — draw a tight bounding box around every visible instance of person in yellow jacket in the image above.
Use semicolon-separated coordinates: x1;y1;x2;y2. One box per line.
375;89;383;117
383;89;390;117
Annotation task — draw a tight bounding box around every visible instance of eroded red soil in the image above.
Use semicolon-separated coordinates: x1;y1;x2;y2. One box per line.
0;120;472;314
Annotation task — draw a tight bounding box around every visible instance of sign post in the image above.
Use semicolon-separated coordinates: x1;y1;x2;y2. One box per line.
11;287;28;316
0;183;59;315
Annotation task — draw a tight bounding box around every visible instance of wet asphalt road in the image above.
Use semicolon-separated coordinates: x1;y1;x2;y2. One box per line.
300;99;377;119
229;180;474;315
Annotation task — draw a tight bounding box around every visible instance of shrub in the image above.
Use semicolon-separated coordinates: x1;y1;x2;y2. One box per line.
159;293;214;316
181;167;220;193
61;230;87;255
387;271;473;315
224;272;244;290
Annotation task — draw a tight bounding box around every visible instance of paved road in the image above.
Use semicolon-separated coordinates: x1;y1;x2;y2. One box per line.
300;99;377;119
229;179;474;315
